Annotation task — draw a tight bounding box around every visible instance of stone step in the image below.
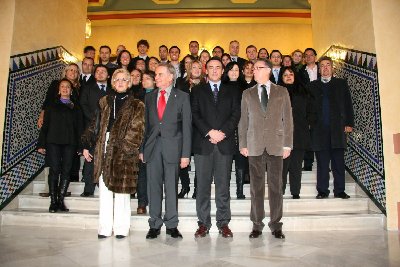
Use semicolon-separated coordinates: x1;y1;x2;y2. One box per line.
0;209;384;231
31;181;358;197
17;194;369;214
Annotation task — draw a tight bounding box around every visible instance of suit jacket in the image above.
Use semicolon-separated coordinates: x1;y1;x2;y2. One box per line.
236;57;247;70
79;82;111;127
307;77;354;151
238;83;293;156
298;64;321;86
79;74;96;92
191;82;241;155
141;87;192;164
269;67;284;85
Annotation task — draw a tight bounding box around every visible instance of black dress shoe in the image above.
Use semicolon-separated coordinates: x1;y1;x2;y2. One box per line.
178;187;190;199
272;230;285;239
166;227;183;238
292;194;300;199
249;230;262;238
80;192;94;197
115;235;126;239
334;192;350;199
98;234;108;239
146;228;161;239
316;193;328;199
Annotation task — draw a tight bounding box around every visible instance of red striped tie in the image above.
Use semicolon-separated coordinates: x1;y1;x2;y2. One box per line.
158;90;166;120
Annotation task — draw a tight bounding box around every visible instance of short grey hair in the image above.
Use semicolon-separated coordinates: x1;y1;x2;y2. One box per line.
158;62;177;81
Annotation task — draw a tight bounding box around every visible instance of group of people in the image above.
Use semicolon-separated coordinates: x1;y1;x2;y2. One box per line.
36;39;354;240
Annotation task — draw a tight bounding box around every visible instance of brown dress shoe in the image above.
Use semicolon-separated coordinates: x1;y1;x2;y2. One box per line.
194;225;209;238
249;230;262;238
137;205;147;214
219;225;233;238
272;229;285;239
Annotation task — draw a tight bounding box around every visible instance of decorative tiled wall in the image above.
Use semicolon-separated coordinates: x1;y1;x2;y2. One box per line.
324;45;385;213
0;46;74;209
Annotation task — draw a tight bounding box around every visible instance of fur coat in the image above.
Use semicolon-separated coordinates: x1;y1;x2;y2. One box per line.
82;94;145;194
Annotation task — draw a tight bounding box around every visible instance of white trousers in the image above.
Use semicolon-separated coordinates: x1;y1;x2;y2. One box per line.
98;133;131;236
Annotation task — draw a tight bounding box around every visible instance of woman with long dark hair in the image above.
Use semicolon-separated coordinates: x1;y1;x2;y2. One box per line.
279;66;312;199
37;78;83;213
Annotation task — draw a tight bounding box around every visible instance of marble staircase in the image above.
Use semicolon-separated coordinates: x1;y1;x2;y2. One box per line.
0;164;385;233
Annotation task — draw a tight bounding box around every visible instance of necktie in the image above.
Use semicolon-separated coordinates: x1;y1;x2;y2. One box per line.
83;75;87;82
260;84;268;112
100;84;105;92
273;69;279;82
232;57;236;62
212;84;218;103
158;90;166;120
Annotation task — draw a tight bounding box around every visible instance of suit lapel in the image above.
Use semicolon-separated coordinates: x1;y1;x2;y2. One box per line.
249;85;265;115
162;88;177;121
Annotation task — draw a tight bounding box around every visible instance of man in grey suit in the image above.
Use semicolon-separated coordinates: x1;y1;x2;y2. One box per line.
139;63;192;239
238;59;293;239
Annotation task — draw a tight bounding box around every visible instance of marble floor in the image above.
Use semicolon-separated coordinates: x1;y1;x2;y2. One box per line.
0;226;399;267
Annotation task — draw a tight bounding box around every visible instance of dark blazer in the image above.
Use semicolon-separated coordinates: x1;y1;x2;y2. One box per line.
284;83;312;150
191;82;241;155
307;77;354;151
298;64;321;86
141;87;192;164
269;67;284;85
79;82;111;127
79;74;96;92
236;57;247;70
38;100;83;149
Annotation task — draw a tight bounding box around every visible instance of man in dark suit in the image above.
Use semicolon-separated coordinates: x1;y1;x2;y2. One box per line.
132;39;150;66
298;48;321;172
269;50;284;84
191;57;241;238
238;59;293;239
229;40;246;70
79;57;96;92
79;64;110;197
140;63;192;239
307;56;354;199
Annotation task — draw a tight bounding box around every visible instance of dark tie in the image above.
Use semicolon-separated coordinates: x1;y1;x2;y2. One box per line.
100;84;105;92
83;75;87;82
232;57;237;62
260;84;268;112
212;84;218;103
158;90;166;120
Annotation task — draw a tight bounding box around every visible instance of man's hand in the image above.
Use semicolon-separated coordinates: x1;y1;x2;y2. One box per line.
83;149;93;162
180;158;190;168
283;148;291;159
139;153;145;163
240;148;249;157
37;148;46;154
37;111;44;129
344;126;353;133
208;129;225;143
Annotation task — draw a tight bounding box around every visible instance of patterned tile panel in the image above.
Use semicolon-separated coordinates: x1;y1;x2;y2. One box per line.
1;46;75;209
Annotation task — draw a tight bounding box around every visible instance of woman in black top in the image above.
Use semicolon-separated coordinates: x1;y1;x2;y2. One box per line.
279;66;312;199
37;78;83;213
222;62;248;199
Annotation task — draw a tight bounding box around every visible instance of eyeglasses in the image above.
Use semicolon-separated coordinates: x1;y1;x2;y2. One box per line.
252;66;269;71
113;78;130;83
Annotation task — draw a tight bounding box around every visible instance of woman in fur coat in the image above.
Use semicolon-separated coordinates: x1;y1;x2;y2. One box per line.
82;68;145;239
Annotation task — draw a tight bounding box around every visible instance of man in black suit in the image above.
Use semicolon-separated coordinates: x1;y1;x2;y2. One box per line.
298;48;320;171
307;56;354;199
79;65;110;197
269;50;283;84
133;39;150;66
229;40;246;69
140;63;192;239
79;57;96;91
191;57;241;238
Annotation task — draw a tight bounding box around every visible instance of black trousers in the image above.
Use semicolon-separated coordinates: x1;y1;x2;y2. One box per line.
179;165;190;189
315;148;346;195
82;148;96;194
137;161;148;206
282;149;305;195
46;143;76;185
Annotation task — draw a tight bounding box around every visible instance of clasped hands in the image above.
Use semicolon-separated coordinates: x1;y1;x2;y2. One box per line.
208;129;226;144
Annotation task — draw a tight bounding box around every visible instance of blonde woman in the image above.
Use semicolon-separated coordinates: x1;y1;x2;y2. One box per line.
82;68;145;239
